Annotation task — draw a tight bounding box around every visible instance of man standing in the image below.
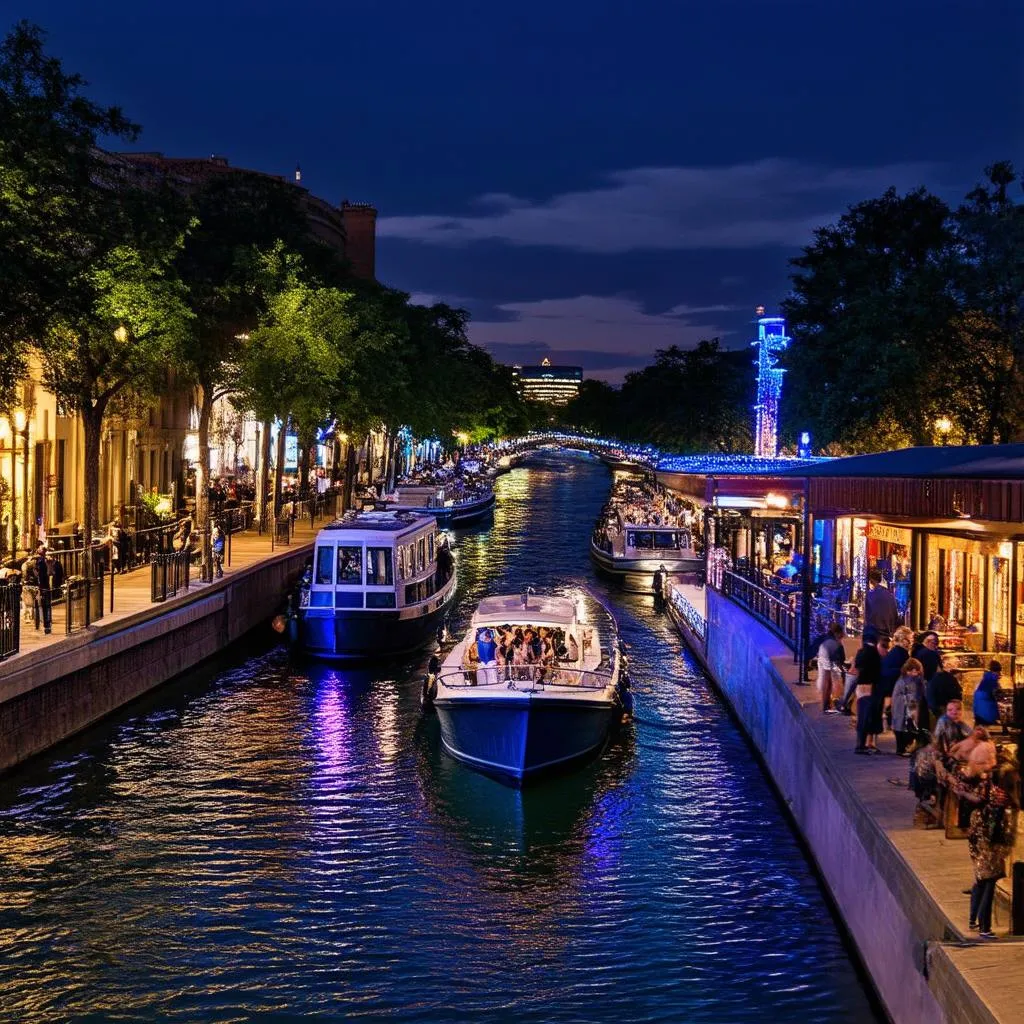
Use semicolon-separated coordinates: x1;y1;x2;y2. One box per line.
30;544;52;634
852;629;888;753
911;630;941;681
864;568;899;640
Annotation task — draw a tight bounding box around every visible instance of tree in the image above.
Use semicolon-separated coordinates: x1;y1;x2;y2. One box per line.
40;244;193;552
781;186;961;451
0;22;141;409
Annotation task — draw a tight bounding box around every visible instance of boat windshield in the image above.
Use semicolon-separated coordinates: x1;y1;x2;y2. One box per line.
626;530;680;551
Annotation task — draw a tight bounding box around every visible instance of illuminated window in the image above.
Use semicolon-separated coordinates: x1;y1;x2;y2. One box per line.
315;545;334;584
337;546;362;585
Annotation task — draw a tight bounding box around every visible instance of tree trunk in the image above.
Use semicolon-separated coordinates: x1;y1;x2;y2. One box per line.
381;425;392;493
364;432;374;490
82;400;107;578
343;441;357;513
256;418;272;528
299;428;313;498
387;428;400;492
273;417;288;516
196;384;213;578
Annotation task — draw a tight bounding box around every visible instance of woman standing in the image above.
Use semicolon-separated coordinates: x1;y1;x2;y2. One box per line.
963;768;1019;939
890;657;925;756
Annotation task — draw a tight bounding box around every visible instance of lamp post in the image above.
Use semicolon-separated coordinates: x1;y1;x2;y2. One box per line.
13;408;28;553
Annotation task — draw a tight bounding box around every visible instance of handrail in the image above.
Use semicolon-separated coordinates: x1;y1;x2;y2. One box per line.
720;568;798;651
435;666;615;692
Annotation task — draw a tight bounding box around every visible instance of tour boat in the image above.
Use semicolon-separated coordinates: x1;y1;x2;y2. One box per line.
377;481;495;528
297;510;456;660
590;522;702;593
428;590;627;785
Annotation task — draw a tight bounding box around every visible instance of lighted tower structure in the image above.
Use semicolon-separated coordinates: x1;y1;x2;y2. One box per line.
751;307;790;458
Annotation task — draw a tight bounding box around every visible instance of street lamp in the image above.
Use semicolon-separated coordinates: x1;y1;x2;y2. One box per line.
935;416;952;445
0;416;11;558
12;409;28;554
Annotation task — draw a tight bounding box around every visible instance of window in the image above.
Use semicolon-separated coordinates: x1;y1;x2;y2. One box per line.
397;547;407;580
428;532;435;563
337;546;362;584
405;581;425;605
417;538;426;572
366;592;396;609
315;545;334;585
366;547;394;587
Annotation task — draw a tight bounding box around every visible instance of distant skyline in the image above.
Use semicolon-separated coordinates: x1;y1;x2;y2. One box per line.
21;0;1023;382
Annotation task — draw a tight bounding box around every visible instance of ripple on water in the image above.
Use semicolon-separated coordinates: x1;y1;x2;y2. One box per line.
0;452;877;1023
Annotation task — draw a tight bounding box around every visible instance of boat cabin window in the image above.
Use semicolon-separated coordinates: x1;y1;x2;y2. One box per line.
397;547;407;580
365;547;394;587
428;532;435;562
337;546;362;585
627;530;680;551
315;545;334;585
417;538;426;572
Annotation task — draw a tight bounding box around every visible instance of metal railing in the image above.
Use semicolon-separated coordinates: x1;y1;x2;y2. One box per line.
150;551;191;602
0;580;20;659
669;587;707;646
435;665;616;691
720;568;799;651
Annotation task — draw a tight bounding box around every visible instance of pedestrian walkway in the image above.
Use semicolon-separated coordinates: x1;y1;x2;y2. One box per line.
5;521;319;667
667;577;1024;1024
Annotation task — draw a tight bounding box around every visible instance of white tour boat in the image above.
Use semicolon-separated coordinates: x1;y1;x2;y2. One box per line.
428;590;627;785
297;509;456;659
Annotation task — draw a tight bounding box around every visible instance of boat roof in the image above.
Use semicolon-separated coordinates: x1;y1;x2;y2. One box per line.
317;510;434;537
471;594;578;627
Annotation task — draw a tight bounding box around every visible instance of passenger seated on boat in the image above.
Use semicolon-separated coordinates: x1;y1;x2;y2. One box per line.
463;638;480;684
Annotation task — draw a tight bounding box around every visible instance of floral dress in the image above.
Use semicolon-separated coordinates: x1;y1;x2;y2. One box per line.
967;784;1018;882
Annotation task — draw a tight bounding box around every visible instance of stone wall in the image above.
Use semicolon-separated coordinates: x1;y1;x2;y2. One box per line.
703;588;952;1024
0;546;311;775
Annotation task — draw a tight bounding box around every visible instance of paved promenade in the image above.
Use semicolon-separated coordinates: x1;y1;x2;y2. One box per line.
4;520;319;668
671;581;1024;1024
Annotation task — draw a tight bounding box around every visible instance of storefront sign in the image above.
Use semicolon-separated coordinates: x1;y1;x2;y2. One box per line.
864;522;912;545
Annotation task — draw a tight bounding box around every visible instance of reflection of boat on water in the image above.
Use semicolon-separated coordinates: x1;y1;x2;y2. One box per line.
431;591;627;785
296;510;456;660
416;707;635;861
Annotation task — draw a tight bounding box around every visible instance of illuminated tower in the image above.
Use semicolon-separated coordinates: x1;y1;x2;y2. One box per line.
751;307;790;458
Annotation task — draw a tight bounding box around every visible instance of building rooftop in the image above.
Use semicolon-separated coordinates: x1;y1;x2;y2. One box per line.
321;510;433;534
773;444;1024;481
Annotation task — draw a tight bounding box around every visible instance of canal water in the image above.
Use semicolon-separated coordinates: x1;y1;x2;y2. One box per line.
0;451;877;1023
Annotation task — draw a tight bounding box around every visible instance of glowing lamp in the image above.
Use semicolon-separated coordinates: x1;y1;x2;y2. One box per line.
113;325;129;344
0;417;8;441
935;416;952;435
765;492;789;509
12;408;26;433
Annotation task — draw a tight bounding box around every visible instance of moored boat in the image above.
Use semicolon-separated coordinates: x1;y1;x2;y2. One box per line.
380;481;495;527
297;509;456;660
430;591;626;785
590;523;702;593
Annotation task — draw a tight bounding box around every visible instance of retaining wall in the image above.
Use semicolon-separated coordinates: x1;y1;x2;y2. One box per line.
703;588;963;1024
0;546;311;775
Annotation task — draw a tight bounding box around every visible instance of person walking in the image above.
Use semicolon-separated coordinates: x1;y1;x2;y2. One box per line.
817;622;845;713
880;625;913;731
864;568;899;641
962;768;1019;938
891;657;925;756
852;630;887;754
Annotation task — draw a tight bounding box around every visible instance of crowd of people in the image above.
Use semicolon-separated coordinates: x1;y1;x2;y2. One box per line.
593;479;697;554
816;601;1019;940
463;623;582;686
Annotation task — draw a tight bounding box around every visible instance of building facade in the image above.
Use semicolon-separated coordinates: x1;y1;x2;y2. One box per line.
514;359;583;405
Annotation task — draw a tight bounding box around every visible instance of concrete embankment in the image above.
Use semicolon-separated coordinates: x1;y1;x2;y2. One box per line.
0;544;311;775
669;584;1023;1024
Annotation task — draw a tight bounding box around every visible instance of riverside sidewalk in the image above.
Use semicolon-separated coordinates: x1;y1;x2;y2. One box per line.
4;520;319;668
670;580;1024;1024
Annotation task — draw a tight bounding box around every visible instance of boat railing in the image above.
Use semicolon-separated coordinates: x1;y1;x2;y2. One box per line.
437;666;613;692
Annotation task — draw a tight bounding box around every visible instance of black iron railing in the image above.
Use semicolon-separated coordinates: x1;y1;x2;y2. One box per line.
720;569;799;651
150;551;191;602
0;580;20;659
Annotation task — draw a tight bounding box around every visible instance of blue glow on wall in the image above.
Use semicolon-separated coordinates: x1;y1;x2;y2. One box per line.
751;315;790;458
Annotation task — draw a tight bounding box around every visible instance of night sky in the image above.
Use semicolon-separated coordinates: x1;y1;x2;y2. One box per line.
21;0;1023;382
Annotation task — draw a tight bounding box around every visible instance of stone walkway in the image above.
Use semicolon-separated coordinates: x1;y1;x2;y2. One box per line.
4;520;320;667
670;580;1024;1024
